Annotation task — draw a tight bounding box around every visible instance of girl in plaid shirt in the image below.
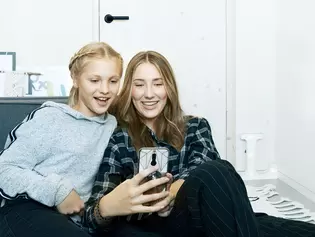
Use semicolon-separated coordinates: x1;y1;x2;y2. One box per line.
83;51;315;237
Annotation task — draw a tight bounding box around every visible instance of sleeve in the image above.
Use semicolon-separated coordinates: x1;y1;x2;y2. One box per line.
0;108;74;207
178;117;221;180
82;134;124;232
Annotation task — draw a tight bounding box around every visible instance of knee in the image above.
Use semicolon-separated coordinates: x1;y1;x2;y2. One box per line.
189;160;235;182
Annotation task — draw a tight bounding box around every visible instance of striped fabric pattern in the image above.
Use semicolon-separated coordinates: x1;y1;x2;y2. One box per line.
0;107;43;204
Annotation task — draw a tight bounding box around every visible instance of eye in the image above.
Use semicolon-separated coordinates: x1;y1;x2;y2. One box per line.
135;84;144;87
154;83;163;87
110;80;118;84
89;78;99;83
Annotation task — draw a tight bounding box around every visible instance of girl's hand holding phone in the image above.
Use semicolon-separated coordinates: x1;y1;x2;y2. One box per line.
99;166;171;217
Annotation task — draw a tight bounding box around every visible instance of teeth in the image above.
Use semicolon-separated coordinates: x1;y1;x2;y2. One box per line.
97;98;107;101
143;102;157;105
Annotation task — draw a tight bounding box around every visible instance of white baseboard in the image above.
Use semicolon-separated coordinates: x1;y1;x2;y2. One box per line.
278;172;315;203
238;169;278;181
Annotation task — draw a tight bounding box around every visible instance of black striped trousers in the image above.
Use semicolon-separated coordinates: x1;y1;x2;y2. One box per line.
167;160;315;237
111;160;315;237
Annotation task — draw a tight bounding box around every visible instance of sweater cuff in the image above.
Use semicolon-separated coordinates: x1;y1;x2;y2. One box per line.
54;178;74;206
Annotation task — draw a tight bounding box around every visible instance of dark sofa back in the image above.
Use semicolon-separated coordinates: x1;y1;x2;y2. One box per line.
0;97;68;149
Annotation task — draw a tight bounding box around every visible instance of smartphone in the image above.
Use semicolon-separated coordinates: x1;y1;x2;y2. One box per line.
138;147;170;203
138;147;169;174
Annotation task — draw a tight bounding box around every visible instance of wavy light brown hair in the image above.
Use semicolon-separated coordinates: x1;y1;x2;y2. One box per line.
114;51;186;151
68;42;123;107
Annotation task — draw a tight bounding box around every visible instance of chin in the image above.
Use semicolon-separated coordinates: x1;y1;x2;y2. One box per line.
91;107;108;116
97;109;109;115
143;112;160;119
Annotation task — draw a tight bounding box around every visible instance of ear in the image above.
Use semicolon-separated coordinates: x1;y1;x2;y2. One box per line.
72;77;79;89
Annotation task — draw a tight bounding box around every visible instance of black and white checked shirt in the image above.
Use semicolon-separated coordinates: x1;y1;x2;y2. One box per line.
82;116;221;232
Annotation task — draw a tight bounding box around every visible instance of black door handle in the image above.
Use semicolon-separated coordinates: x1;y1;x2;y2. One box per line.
104;14;129;23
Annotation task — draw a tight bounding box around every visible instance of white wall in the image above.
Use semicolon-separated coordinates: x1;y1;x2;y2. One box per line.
2;0;315;191
0;0;96;95
231;1;277;171
0;0;278;170
227;0;315;194
276;0;315;193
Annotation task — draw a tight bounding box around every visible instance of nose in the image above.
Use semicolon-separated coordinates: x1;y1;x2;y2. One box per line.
99;80;109;94
144;85;154;99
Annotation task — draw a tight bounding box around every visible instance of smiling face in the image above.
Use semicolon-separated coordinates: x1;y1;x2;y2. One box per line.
73;58;121;117
131;62;168;128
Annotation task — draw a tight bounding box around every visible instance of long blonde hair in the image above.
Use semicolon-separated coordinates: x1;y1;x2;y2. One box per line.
68;42;123;107
114;51;186;151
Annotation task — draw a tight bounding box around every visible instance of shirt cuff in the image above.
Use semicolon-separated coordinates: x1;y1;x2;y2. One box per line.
83;203;115;232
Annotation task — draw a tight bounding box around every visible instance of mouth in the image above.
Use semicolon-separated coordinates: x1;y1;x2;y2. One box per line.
141;101;158;106
95;97;110;105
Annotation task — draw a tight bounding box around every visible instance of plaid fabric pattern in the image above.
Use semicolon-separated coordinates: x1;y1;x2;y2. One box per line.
82;116;221;233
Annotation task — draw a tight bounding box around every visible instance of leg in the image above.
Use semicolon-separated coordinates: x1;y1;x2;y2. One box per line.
108;216;165;237
167;159;261;237
108;222;163;237
0;200;90;237
257;214;315;237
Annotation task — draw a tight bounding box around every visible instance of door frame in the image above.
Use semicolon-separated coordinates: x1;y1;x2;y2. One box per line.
92;0;100;41
91;0;236;164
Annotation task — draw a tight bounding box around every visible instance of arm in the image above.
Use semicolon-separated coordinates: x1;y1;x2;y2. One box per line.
82;134;124;232
178;117;220;180
83;132;170;233
0;108;73;207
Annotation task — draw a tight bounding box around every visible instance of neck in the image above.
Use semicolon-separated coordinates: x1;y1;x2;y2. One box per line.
72;102;102;118
144;119;156;133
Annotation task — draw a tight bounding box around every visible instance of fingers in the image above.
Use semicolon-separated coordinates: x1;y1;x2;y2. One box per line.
66;201;85;215
131;190;169;205
165;173;173;180
73;201;85;213
71;207;82;214
166;173;173;191
132;196;173;216
132;166;159;185
157;207;172;217
79;200;85;209
131;204;166;214
152;198;172;215
136;177;170;196
158;206;169;213
157;195;172;207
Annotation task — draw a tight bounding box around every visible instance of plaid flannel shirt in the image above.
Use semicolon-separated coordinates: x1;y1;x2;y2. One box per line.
82;116;221;233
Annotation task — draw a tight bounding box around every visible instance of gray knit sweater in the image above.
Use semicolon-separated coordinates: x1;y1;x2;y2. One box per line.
0;101;116;207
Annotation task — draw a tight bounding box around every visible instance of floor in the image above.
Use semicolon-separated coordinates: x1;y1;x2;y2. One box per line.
246;179;315;213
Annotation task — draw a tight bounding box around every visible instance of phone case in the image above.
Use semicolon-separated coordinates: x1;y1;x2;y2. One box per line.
138;147;169;173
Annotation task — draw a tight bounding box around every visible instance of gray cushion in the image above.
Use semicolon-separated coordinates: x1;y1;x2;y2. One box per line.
0;97;68;149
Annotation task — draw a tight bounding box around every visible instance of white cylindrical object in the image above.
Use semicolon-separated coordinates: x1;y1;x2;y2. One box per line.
246;140;257;177
240;133;263;178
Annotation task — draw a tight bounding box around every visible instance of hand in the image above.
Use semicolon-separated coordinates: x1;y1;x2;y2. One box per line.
56;190;84;215
156;173;175;217
157;196;175;217
99;166;171;217
164;173;173;192
140;171;170;206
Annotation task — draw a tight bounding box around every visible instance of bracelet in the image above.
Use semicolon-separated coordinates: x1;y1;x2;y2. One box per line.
94;198;106;221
